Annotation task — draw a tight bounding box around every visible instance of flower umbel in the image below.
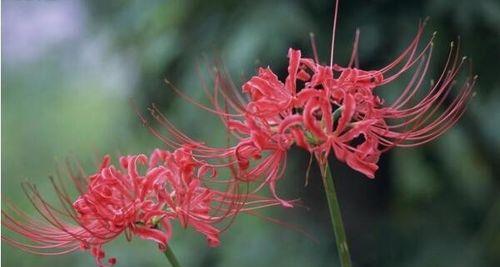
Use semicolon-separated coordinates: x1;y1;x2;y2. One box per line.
143;19;476;208
167;21;476;195
2;147;278;266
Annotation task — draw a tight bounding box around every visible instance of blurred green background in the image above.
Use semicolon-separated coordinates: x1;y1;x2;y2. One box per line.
2;0;500;266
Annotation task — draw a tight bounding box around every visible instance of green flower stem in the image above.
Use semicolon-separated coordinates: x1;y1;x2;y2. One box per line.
163;245;181;267
321;163;352;267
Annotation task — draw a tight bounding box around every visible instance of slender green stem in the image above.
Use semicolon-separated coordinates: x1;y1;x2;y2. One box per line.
321;163;352;267
163;245;182;267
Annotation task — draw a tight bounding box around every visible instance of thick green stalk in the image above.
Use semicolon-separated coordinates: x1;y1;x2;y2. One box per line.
163;245;181;267
321;163;352;267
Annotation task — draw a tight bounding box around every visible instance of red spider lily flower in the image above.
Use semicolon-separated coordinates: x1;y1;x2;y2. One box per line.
145;19;475;203
2;147;281;266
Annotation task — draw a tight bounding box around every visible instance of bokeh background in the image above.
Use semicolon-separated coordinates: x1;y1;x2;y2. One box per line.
2;0;500;266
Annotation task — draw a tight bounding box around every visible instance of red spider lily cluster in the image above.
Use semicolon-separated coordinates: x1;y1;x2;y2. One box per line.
148;22;475;207
2;6;476;267
2;147;279;266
